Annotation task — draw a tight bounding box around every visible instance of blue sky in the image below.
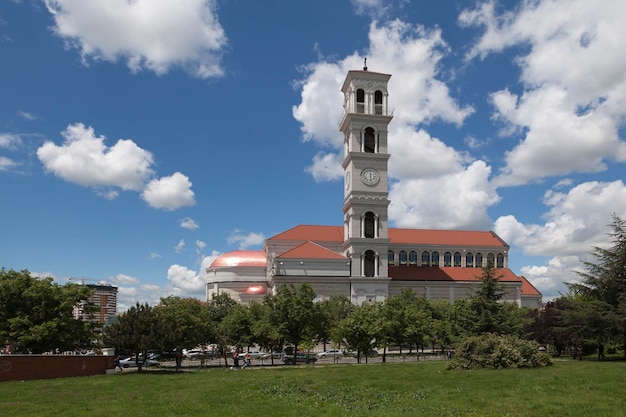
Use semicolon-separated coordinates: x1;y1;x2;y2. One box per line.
2;0;625;311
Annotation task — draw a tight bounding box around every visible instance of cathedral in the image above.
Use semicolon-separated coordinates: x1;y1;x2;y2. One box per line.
205;68;542;309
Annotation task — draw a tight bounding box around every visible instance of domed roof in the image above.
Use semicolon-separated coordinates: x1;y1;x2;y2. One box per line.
209;250;266;268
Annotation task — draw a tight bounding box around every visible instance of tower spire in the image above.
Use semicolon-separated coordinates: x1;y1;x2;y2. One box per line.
363;57;368;71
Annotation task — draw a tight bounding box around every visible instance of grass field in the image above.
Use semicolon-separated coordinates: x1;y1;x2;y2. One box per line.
1;359;625;416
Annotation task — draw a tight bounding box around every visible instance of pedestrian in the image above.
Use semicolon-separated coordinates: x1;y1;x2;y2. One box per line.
242;351;252;369
175;350;183;371
232;350;238;369
114;355;123;372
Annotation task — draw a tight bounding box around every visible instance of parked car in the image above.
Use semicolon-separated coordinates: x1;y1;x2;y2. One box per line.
119;357;160;368
238;350;264;359
316;349;344;359
185;350;219;360
282;353;318;364
260;351;283;360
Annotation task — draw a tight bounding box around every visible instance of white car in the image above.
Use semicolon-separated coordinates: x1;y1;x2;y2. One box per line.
238;350;264;359
316;349;344;359
119;357;160;368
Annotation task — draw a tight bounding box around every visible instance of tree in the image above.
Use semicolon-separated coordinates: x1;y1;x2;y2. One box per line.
566;214;626;357
315;295;352;354
0;268;96;353
338;302;381;363
102;302;161;371
266;283;317;364
157;296;205;357
248;301;283;364
459;264;528;337
204;293;238;366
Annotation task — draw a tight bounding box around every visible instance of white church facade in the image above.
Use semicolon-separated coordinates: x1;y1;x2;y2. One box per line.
206;68;542;309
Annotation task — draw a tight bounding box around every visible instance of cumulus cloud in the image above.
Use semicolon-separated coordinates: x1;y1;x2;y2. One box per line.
141;172;196;210
167;264;206;295
174;239;185;254
461;0;626;186
494;179;626;299
227;230;266;249
37;123;155;191
44;0;227;78
180;217;199;230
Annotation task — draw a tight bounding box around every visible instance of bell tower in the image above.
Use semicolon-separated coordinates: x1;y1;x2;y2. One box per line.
340;64;393;304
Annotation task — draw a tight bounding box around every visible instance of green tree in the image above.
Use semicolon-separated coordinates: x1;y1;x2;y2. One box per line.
315;294;352;354
567;214;626;356
266;283;317;363
0;269;96;353
459;264;528;337
205;293;238;366
102;302;161;371
248;301;283;364
157;296;205;356
338;302;381;363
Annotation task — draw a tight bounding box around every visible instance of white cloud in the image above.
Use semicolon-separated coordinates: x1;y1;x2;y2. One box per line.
461;0;626;186
17;111;37;121
44;0;227;78
293;20;473;184
37;123;155;191
390;160;498;230
174;239;185;254
195;240;206;251
180;217;199;230
0;156;19;172
227;230;265;249
141;172;196;210
167;264;206;295
494;179;626;299
0;133;22;149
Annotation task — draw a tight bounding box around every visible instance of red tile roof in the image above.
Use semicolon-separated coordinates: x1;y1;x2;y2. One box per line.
268;224;507;248
277;241;348;260
519;275;541;296
389;266;522;283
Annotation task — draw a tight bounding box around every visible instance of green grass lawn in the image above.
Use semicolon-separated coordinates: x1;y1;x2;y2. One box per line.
1;360;625;417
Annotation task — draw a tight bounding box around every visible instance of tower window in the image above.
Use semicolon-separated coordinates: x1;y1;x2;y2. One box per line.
356;89;365;113
409;250;417;265
444;252;452;267
388;250;395;265
364;212;376;238
421;251;430;266
475;252;483;267
466;252;474;267
364;127;376;153
374;90;383;115
364;250;376;277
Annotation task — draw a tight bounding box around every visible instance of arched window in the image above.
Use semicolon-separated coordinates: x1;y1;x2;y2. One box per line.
364;127;376;153
364;212;376;238
432;251;440;266
421;251;430;266
487;253;495;267
364;250;376;277
497;253;504;268
399;250;408;265
388;250;395;265
409;250;418;265
356;89;365;113
466;252;474;267
475;252;483;267
374;90;383;115
444;252;452;267
454;252;462;267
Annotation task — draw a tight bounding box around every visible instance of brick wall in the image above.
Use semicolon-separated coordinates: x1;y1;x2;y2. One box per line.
0;355;114;381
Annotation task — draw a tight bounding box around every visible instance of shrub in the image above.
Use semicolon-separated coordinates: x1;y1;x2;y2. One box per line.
448;333;552;370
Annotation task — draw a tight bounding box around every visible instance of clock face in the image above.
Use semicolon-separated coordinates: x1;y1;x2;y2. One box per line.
361;168;380;185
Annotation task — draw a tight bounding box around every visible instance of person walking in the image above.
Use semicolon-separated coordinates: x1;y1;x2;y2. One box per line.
114;355;123;372
242;351;252;369
232;350;240;370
